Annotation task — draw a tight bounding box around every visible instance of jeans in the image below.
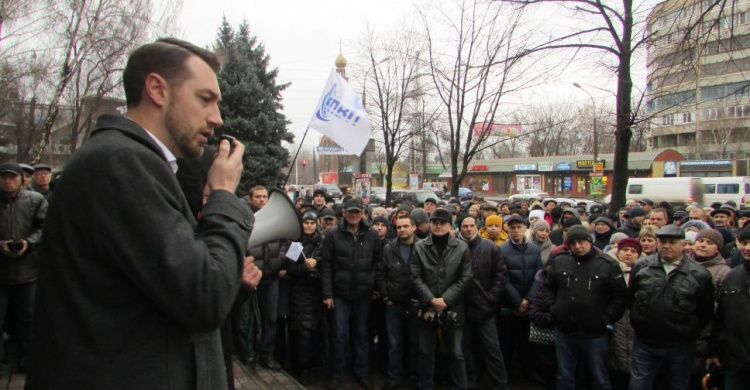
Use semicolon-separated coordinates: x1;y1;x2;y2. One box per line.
0;282;36;366
384;302;419;384
629;336;694;390
257;277;279;361
417;321;467;390
332;297;370;379
555;329;611;390
464;316;508;390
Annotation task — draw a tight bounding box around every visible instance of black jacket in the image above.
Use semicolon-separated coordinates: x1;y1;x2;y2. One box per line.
0;189;47;285
629;253;715;347
248;240;287;282
286;231;323;330
499;238;543;309
538;248;628;338
377;236;419;304
319;218;381;301
460;234;507;322
708;259;750;371
616;220;640;238
410;234;472;321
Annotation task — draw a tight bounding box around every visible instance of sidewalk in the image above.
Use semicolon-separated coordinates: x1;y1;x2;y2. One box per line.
0;358;306;390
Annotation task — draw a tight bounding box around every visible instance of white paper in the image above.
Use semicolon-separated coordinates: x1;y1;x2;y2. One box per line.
285;241;304;262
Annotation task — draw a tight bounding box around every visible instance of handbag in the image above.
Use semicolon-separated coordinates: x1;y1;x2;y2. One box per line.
528;322;555;345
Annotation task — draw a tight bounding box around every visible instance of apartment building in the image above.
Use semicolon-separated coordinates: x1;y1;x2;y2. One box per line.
646;0;750;160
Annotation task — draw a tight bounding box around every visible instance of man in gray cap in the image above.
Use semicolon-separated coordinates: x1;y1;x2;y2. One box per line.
410;208;472;390
0;162;47;373
628;225;714;390
30;164;52;199
18;164;34;190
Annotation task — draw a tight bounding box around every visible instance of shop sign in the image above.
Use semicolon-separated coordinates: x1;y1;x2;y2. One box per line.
576;159;606;169
556;162;572;171
468;164;488;172
514;163;537;172
679;160;732;167
538;162;554;172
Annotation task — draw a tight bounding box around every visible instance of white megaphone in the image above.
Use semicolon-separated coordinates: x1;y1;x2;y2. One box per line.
246;189;303;249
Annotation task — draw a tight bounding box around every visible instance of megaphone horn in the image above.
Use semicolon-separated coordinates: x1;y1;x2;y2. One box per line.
247;189;302;249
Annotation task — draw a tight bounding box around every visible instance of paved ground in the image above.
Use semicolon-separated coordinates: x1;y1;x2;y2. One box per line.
0;358;547;389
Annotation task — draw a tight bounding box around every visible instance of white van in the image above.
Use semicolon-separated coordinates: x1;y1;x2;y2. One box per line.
602;177;704;206
701;176;750;209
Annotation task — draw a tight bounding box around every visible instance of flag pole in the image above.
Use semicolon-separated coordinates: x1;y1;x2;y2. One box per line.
284;126;311;188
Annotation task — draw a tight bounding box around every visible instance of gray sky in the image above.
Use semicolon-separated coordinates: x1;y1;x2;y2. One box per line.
179;0;647;149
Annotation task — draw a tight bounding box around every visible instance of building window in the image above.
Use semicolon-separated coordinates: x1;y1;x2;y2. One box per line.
701;107;722;120
662;114;674;125
675;111;693;124
727;104;750;118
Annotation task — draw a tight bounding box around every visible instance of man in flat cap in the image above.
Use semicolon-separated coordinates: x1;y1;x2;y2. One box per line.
0;162;47;373
30;164;52;199
628;225;714;389
18;164;34;190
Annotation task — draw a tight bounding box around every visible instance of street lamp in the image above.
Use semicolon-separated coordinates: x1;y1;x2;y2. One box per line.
573;83;598;164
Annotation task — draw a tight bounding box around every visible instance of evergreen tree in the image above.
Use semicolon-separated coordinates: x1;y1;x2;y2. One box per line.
215;18;293;194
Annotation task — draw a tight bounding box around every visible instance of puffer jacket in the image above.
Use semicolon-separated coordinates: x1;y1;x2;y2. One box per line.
0;190;47;285
377;236;420;304
538;248;628;338
708;259;750;372
319;218;381;301
479;226;508;246
286;230;323;330
609;261;634;373
459;234;507;322
410;234;472;325
499;238;542;310
629;253;715;347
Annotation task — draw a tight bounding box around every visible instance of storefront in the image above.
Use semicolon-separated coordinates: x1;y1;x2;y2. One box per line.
678;160;734;177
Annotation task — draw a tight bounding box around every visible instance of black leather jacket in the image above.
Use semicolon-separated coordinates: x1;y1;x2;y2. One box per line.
410;234;472;324
629;253;715;347
460;234;507;322
377;236;419;304
708;259;750;371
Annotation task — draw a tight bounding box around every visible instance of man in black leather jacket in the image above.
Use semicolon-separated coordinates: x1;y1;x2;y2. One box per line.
410;209;472;390
628;225;714;390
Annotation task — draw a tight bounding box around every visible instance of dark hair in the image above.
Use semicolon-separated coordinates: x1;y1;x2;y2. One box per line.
395;214;415;226
123;38;221;107
248;185;268;197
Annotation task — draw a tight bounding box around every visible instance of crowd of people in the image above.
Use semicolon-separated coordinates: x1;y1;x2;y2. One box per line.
1;37;749;390
226;189;750;390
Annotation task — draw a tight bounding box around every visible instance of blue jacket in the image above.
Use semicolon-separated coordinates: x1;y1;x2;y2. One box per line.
499;238;543;309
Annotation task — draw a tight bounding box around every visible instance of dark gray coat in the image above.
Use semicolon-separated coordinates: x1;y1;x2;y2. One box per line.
26;115;253;390
0;189;47;285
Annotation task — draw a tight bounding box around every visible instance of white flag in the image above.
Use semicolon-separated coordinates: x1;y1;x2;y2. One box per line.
308;69;372;156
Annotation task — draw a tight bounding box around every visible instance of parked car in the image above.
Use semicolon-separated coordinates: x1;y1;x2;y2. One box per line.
444;187;474;201
314;183;343;199
508;188;549;203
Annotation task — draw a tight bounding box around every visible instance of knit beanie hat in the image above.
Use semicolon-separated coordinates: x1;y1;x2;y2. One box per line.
371;207;387;218
372;216;389;227
550;206;563;222
566;225;592;244
738;224;750;240
716;227;735;249
456;213;473;230
411;208;429;225
617;237;642;255
562;216;582;229
529;210;545;221
302;211;318;223
684;231;698;244
485;215;503;227
532;220;551;236
695;228;724;248
593;216;615;230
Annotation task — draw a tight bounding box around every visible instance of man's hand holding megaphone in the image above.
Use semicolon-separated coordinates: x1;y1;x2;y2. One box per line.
242;255;262;290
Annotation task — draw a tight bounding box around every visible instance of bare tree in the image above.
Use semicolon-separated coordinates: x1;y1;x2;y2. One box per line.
356;27;424;203
420;0;540;196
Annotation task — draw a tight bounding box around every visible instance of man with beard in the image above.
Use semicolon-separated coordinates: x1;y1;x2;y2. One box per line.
410;209;472;390
26;38;259;389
